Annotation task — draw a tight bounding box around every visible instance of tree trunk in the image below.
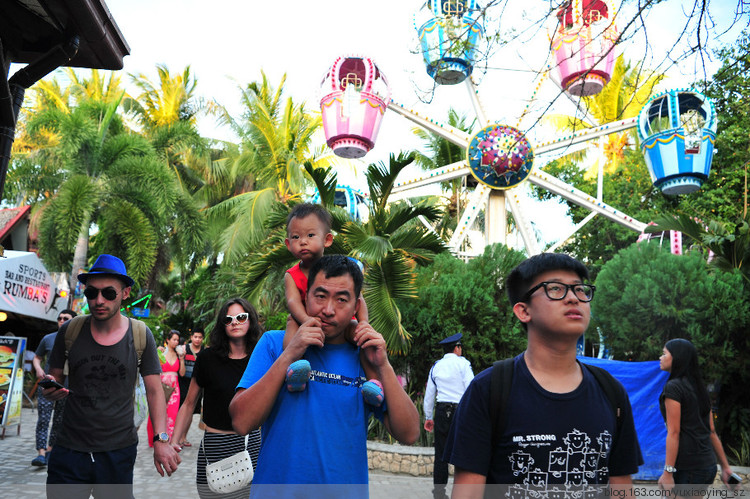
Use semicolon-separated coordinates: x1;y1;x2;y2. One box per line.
68;212;91;305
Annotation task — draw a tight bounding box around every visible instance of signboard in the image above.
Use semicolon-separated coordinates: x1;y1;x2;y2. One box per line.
131;307;150;318
0;250;66;322
0;336;26;428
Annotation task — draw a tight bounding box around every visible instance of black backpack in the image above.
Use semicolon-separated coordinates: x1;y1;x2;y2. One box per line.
489;358;627;449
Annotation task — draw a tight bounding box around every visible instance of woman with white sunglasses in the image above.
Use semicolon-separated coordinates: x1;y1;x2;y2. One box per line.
172;298;263;498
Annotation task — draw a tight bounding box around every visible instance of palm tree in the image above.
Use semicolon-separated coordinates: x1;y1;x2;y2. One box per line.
209;72;333;263
412;108;476;238
123;65;211;198
13;69;204;291
239;153;448;352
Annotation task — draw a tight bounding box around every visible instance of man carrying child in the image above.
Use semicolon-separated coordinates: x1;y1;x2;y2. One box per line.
230;255;419;497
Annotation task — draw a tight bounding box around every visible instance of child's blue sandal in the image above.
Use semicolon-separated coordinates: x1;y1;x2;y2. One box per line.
286;359;311;392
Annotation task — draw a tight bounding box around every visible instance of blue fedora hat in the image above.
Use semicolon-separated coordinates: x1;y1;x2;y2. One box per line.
77;254;135;287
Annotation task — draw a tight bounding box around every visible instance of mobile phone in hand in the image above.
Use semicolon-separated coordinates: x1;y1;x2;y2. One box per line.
38;378;65;391
728;473;742;485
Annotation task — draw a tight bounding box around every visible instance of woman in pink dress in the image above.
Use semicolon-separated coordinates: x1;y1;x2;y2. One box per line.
148;330;185;446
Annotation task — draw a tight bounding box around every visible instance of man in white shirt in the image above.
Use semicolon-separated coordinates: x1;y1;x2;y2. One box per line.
423;332;474;499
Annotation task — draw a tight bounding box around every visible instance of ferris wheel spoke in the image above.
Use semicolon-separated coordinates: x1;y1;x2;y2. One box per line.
533;117;638;156
528;170;647;233
391;160;469;194
465;77;490;126
387;100;471;147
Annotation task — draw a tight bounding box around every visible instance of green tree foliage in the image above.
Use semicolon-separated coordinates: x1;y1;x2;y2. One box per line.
592;242;750;445
395;244;528;394
691;31;750;224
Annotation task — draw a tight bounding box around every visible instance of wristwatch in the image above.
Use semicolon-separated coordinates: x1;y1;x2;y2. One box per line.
152;432;169;444
664;465;677;473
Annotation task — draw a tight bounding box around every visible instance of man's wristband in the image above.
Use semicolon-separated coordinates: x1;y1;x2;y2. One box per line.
664;465;677;473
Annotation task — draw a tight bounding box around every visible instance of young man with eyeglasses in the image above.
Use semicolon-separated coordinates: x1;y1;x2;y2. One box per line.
30;309;77;467
40;254;181;498
445;253;642;499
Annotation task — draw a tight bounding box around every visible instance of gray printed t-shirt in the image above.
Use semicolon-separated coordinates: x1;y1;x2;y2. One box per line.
48;317;161;452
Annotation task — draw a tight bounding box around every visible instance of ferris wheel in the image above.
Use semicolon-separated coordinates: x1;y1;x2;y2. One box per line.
317;0;718;257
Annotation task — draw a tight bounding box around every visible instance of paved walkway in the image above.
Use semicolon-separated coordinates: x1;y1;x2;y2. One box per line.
0;407;437;498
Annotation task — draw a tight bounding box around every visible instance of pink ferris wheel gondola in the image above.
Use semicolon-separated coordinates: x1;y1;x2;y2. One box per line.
319;56;391;159
551;0;618;97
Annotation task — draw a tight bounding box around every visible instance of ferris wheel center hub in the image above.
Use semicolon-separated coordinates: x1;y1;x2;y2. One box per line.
467;124;534;189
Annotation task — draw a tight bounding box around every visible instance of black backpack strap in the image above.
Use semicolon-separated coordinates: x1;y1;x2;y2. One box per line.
489;358;515;450
582;363;625;433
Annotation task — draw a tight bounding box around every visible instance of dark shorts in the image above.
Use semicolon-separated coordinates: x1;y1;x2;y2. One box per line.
46;443;138;499
673;465;717;496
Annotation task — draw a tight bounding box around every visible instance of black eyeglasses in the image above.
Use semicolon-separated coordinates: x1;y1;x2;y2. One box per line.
57;316;72;322
523;281;596;302
223;313;249;326
83;286;119;301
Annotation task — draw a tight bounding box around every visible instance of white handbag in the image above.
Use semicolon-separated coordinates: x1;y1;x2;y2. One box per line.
203;435;254;494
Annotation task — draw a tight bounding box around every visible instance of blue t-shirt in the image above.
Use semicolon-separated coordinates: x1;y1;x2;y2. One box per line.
444;354;642;493
236;330;384;493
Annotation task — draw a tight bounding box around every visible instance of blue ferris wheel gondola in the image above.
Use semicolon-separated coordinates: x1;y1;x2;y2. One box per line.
310;184;369;221
638;89;718;196
416;0;484;85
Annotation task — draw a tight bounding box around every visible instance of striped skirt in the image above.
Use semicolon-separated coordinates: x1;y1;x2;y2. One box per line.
197;430;261;499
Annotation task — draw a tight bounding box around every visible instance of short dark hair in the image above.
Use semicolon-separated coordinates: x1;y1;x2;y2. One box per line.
286;203;332;236
506;253;590;306
209;298;263;358
59;309;77;318
307;255;363;299
442;342;460;355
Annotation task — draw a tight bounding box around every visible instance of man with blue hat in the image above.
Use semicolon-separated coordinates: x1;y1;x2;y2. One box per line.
41;254;181;498
423;332;474;499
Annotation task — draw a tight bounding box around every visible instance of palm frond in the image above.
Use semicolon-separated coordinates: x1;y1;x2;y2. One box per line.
363;253;418;353
340;222;393;263
366;152;416;210
303;162;337;208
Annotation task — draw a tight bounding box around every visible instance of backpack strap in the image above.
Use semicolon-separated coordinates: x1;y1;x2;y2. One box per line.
582;363;625;432
130;318;147;367
62;315;89;376
489;358;515;450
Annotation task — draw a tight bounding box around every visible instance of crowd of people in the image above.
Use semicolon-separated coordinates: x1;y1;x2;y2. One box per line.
31;203;742;499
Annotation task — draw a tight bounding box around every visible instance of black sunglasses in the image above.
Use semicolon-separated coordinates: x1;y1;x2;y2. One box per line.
222;313;249;326
83;286;119;301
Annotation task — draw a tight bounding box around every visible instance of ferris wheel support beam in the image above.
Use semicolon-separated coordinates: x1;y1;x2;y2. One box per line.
448;184;490;252
528;170;647;233
387;100;471;147
465;78;490;126
504;188;542;255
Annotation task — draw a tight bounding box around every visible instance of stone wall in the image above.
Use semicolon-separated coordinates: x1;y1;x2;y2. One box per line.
367;441;750;484
367;441;453;477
